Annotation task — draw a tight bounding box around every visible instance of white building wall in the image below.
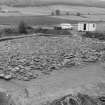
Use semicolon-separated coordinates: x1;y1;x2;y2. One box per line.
60;23;73;29
78;23;96;32
78;23;84;31
87;23;89;31
88;23;96;31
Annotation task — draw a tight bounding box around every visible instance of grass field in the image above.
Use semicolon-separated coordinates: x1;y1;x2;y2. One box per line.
0;15;82;25
0;15;104;26
3;5;105;15
0;5;105;30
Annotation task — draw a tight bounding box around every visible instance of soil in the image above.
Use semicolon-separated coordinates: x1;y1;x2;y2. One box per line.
0;63;105;105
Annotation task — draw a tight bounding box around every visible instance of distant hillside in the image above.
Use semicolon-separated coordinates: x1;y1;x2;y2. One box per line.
0;0;105;8
0;0;84;6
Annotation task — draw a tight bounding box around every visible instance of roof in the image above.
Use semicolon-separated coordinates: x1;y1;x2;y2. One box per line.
78;22;96;24
60;23;72;25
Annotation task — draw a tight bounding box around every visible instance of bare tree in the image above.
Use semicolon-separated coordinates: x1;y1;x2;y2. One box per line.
55;9;60;16
18;21;27;34
51;11;54;16
66;11;69;15
76;12;81;16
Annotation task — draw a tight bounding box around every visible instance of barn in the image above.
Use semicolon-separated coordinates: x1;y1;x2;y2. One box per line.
78;22;96;32
54;23;73;30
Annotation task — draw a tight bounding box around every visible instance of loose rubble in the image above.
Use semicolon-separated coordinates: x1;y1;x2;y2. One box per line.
0;36;105;81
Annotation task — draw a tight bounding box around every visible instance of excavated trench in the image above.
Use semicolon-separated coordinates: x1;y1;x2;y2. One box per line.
49;93;105;105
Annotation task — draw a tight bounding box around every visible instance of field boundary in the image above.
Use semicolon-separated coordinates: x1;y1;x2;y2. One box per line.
0;33;39;41
0;33;73;41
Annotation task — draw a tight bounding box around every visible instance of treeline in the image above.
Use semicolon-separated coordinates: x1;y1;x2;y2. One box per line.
51;9;81;16
0;21;34;37
0;21;72;37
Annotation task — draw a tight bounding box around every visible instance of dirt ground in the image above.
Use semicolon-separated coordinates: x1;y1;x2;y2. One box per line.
0;63;105;105
0;35;105;105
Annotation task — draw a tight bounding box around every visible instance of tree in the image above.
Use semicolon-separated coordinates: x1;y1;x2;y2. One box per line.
18;21;27;34
55;9;60;16
51;11;54;16
66;11;69;15
76;12;81;16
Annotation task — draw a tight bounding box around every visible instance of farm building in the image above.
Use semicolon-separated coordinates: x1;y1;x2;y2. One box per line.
54;23;73;30
78;23;96;32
